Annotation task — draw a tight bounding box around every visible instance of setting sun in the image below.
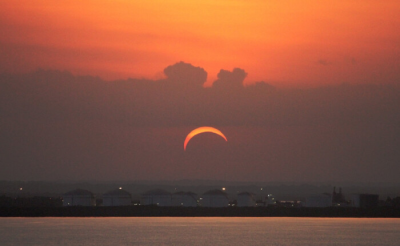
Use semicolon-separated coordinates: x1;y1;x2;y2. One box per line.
184;126;228;150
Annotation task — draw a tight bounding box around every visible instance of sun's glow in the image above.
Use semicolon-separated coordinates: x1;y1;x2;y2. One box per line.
184;126;227;150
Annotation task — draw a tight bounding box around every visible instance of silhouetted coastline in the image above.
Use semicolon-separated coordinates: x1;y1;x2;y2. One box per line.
1;206;400;218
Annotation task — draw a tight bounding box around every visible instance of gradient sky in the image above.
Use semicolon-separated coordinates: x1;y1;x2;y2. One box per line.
1;1;400;183
1;0;399;87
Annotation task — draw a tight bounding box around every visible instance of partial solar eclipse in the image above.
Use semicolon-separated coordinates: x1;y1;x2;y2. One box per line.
184;126;227;150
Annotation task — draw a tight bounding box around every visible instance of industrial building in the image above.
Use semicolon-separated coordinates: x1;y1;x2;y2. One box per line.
62;189;96;206
265;194;276;206
201;189;229;207
305;193;332;207
141;189;171;206
237;192;257;207
103;188;132;206
351;194;379;208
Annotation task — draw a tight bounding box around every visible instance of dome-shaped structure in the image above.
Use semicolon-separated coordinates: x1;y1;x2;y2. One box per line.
141;189;171;206
237;192;256;207
63;189;96;206
103;188;132;206
201;189;229;207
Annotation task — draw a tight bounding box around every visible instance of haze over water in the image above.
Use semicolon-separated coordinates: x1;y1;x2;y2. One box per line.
1;217;399;246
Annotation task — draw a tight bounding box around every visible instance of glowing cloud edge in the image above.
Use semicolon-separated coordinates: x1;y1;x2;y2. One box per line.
184;126;228;150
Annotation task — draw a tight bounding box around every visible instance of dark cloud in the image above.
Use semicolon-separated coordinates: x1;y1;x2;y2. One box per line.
163;61;207;89
245;81;276;93
212;68;247;89
1;63;400;182
1;66;399;128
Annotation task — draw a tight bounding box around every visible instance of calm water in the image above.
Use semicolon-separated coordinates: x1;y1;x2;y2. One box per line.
1;217;399;246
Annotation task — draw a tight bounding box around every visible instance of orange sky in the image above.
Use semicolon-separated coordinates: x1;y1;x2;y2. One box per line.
1;0;399;87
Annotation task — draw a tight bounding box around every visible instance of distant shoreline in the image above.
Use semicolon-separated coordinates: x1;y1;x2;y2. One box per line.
1;206;400;218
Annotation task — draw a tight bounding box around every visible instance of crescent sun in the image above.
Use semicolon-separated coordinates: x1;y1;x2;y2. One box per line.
184;126;227;150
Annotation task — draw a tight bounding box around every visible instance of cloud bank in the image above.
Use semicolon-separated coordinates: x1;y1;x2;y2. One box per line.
1;62;399;182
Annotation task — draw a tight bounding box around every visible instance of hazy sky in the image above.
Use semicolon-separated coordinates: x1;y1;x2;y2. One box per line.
0;1;399;183
1;65;399;182
1;0;399;87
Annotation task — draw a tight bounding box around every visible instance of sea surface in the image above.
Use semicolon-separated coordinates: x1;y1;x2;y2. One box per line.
1;217;399;246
